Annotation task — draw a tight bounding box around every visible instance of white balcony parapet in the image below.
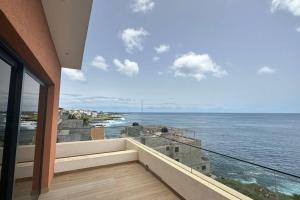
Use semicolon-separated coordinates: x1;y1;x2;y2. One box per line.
56;138;126;158
55;150;137;173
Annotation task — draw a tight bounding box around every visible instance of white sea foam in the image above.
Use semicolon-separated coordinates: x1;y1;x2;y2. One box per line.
246;171;263;176
91;116;127;127
275;179;300;196
234;178;257;184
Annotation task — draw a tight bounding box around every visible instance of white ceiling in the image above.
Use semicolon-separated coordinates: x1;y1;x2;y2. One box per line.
42;0;93;69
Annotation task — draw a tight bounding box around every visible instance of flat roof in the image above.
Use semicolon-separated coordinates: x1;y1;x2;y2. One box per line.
42;0;93;69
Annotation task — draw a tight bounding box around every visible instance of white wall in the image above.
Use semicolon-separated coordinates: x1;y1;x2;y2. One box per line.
55;150;137;173
0;145;35;164
0;138;127;165
1;138;133;179
56;138;126;158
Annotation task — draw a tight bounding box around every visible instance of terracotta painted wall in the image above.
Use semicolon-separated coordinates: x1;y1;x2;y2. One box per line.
0;0;61;190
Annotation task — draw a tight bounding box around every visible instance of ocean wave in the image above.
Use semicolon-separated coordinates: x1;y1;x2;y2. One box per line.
246;171;263;176
91;118;127;127
275;179;300;196
235;177;257;184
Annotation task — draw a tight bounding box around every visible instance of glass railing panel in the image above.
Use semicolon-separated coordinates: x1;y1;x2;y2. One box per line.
55;124;300;200
104;126;124;139
189;146;210;176
128;129;300;200
185;142;300;200
273;172;300;200
57;127;92;142
130;131;194;171
204;153;277;199
55;123;300;200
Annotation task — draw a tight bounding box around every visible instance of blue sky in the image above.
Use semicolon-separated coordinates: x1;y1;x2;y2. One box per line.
60;0;300;113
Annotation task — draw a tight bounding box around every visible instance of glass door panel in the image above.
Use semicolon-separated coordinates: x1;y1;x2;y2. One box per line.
13;73;46;200
0;59;12;184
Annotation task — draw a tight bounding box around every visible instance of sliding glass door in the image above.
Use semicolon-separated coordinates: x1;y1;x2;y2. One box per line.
0;43;47;200
0;58;12;186
13;73;47;200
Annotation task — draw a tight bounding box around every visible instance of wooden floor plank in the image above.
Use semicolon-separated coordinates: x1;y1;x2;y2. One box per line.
36;162;181;200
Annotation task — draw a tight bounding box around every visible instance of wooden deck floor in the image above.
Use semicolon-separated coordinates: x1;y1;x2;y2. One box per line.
39;162;181;200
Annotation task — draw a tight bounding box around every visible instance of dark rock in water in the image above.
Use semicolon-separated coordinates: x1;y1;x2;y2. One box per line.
161;127;168;133
132;122;139;126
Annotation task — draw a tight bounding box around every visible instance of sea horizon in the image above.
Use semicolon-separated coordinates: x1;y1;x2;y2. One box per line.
115;111;300;114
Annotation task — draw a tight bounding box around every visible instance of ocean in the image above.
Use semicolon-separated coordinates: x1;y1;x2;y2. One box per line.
106;113;300;195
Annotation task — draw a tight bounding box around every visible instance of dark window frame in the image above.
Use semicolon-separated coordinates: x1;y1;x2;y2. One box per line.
0;39;24;200
0;38;47;200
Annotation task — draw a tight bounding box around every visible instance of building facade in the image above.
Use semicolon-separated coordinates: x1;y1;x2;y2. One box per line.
122;125;211;175
0;1;92;199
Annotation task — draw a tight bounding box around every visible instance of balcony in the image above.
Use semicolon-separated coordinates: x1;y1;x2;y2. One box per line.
10;137;252;200
3;124;300;200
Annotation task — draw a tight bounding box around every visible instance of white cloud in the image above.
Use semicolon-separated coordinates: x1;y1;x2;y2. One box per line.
258;66;276;75
62;68;86;81
171;52;228;81
91;56;109;71
131;0;155;13
297;26;300;32
120;28;149;53
271;0;300;16
154;44;170;54
114;59;139;77
158;71;163;76
153;56;160;61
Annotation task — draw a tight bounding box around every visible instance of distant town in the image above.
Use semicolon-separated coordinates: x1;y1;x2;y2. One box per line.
58;108;123;124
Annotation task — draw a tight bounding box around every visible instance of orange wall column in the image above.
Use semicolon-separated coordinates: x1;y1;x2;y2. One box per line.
41;81;61;192
0;0;61;191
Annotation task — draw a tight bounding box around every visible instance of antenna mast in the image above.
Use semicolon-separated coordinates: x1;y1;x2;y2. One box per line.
141;100;144;113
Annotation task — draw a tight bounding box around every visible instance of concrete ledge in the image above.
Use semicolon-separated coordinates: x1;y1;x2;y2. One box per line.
0;145;35;164
54;150;138;173
56;138;126;158
6;148;137;179
1;163;34;179
15;162;34;179
0;139;133;179
0;138;127;164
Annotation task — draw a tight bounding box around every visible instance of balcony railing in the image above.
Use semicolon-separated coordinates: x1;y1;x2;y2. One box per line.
56;125;300;200
134;131;300;200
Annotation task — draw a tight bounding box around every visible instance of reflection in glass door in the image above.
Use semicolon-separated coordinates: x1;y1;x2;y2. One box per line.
0;59;12;185
13;73;47;200
0;44;47;200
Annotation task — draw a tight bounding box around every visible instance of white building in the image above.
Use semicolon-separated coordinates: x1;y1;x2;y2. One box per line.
122;125;211;175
